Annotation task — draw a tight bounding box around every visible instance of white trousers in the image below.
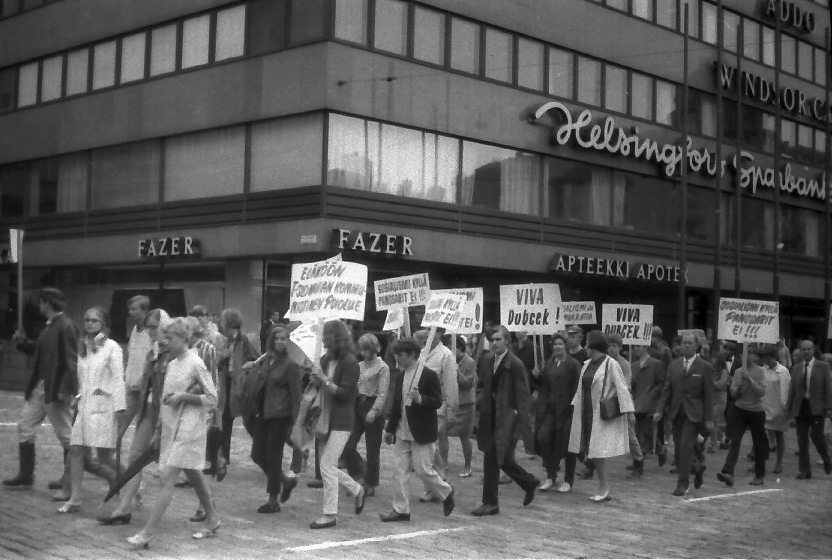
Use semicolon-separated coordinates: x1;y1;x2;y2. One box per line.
320;429;362;516
18;381;72;447
393;439;452;515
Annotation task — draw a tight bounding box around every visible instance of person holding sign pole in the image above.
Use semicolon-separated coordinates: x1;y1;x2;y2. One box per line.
654;333;714;497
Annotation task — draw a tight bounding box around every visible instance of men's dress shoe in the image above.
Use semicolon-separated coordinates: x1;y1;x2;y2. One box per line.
625;462;636;471
556;482;572;493
419;491;441;503
355;486;366;515
307;479;324;489
671;486;688;497
523;480;540;506
796;472;812;480
539;479;554;492
257;502;280;514
309;516;336;529
716;472;734;487
576;468;594;480
719;442;730;450
773;463;783;474
379;510;410;522
47;479;63;490
669;467;678;474
657;448;668;467
628;460;644;479
824;461;832;475
52;493;71;502
443;487;455;517
471;504;500;516
99;513;131;526
498;475;512;485
215;456;228;483
694;465;706;489
748;478;764;486
280;477;297;503
190;509;208;522
364;486;375;497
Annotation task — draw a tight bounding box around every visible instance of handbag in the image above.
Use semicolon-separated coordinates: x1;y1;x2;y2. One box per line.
599;359;622;421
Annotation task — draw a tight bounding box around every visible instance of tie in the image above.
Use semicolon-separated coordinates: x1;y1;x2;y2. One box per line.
684;358;690;373
805;362;810;399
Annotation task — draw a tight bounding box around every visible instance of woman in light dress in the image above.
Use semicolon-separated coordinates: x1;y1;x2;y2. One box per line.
761;345;790;474
127;317;220;549
58;306;125;513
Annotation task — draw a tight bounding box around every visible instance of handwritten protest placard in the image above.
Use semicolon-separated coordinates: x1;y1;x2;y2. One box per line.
560;301;597;325
383;307;405;331
717;298;779;344
430;287;484;334
285;256;368;323
499;283;562;334
374;273;430;311
421;292;467;329
601;304;653;345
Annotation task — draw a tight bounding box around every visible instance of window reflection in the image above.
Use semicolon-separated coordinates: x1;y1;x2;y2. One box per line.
462;143;539;214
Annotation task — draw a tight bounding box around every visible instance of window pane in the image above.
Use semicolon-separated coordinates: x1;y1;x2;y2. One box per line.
66;48;88;95
164;127;245;201
631;73;652;119
613;172;675;234
91;141;160;209
723;11;738;53
815;47;826;86
379;125;458;202
215;5;246;60
484;28;512;83
41;55;62;101
29;155;88;215
701;2;716;44
93;41;116;89
762;113;775;152
700;93;716;136
781;35;796;74
374;0;407;55
182;15;210;69
462;141;539;214
413;6;444;65
517;37;544;90
796;124;813;164
0;163;27;218
450;17;480;74
150;25;177;76
576;57;601;106
762;27;775;66
814;129;826;167
334;0;368;44
685;187;715;241
246;0;286;54
120;33;146;83
17;62;38;106
655;80;676;126
327;114;376;191
679;0;698;38
0;67;15;111
289;0;326;44
632;0;652;20
548;47;573;98
545;158;610;225
250;114;323;191
780;119;796;158
604;65;627;113
656;0;676;28
797;40;813;81
743;19;759;60
781;206;819;256
423;134;459;203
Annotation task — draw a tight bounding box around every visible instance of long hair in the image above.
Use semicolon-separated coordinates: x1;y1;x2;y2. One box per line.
265;324;290;358
322;320;355;362
79;306;109;358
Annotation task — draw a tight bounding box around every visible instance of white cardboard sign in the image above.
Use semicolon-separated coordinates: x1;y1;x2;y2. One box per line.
285;255;368;322
499;283;562;334
430;287;484;334
717;298;779;344
383;307;405;331
421;292;467;329
601;304;653;345
374;273;430;311
560;301;597;325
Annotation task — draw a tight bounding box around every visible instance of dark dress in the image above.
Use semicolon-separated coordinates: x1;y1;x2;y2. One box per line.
535;356;581;480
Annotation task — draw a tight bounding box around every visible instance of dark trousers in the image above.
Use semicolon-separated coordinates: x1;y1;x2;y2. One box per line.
795;399;831;475
721;407;767;478
634;412;655;454
221;380;234;463
251;416;292;496
672;411;704;488
536;412;570;481
481;436;538;506
341;395;384;487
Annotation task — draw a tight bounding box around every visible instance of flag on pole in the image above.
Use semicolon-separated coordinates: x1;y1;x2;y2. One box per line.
9;229;23;264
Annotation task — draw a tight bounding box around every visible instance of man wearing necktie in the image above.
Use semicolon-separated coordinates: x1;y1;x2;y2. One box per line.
786;339;832;479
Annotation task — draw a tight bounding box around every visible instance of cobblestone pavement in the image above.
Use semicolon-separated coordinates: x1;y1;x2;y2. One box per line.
1;389;830;559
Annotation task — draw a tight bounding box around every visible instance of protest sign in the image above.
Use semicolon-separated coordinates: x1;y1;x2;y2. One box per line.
717;298;779;344
499;283;562;334
421;292;467;329
374;273;430;311
285;256;368;323
288;321;319;364
601;304;653;345
383;307;405;331
430;287;484;334
560;301;596;325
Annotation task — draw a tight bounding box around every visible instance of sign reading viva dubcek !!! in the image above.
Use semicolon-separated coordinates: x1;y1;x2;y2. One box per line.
500;284;562;334
285;255;368;323
717;298;779;344
601;304;653;345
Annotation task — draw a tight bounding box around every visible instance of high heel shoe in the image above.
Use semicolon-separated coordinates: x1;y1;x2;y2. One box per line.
589;492;611;503
193;520;221;540
126;533;152;550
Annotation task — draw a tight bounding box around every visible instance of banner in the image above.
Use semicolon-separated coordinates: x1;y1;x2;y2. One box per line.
8;229;22;264
383;307;405;331
421;292;467;329
430;287;484;334
374;273;430;311
601;304;653;345
285;255;368;323
717;298;779;344
560;301;596;325
499;283;562;334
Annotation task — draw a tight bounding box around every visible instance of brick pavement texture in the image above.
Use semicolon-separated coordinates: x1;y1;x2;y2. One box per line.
1;390;831;559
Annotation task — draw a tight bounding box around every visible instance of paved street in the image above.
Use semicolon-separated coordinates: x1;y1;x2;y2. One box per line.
1;389;830;559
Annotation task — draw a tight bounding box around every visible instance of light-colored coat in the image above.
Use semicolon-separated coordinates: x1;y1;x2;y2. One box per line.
567;356;634;459
70;338;126;449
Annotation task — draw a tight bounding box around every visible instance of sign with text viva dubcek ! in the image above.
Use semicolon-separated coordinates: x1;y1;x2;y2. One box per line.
601;304;653;345
500;284;563;334
717;298;779;344
285;255;368;323
430;287;484;334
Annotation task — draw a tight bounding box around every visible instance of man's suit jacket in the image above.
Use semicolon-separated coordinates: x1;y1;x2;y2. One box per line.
657;355;714;424
476;350;531;466
385;365;442;445
630;356;666;414
786;359;832;418
22;313;79;404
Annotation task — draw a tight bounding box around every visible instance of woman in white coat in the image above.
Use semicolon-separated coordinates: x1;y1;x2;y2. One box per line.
58;306;125;513
568;330;634;502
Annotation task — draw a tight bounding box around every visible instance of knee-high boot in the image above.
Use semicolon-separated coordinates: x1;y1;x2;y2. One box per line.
2;442;35;487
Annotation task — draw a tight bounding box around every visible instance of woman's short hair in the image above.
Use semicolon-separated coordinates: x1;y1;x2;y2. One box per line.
265;324;289;354
161;317;191;341
551;333;567;345
128;295;150;312
357;333;381;354
323;320;355;358
186;316;204;339
393;337;421;357
220;308;243;330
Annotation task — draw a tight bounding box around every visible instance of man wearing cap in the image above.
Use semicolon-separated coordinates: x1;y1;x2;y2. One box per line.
608;334;645;477
566;326;588;364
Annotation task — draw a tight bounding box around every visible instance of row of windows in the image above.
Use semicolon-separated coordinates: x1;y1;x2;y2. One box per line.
591;0;829;88
0;0;58;19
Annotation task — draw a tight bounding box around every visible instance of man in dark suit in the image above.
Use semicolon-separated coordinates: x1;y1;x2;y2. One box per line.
379;338;454;522
630;344;667;469
786;339;832;479
655;332;714;496
3;288;78;493
471;325;539;516
259;310;283;353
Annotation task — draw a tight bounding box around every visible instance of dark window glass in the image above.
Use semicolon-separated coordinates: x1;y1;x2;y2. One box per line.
91;140;161;209
613;172;676;235
0;67;15;111
289;0;326;44
781;206;820;256
741;107;764;151
545;158;611;226
685;89;702;135
246;0;287;55
725;195;774;250
27;155;88;215
462;142;539;214
685;187;715;241
0;162;27;218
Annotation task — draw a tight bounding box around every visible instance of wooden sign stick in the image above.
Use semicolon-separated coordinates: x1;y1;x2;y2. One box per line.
403;307;412;337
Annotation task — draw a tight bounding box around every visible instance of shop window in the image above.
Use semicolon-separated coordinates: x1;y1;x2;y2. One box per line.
484;28;513;83
762;27;775;66
685;186;715;242
17;61;37;106
545;158;611;226
631;73;652;120
92;41;116;90
723;11;739;53
781;205;820;256
450;17;480;74
517;37;544;91
797;40;813;81
761;114;775;153
613;172;675;235
374;0;408;55
27;154;88;215
150;24;177;76
91;140;160;209
576;57;601;107
413;6;444;65
120;32;146;84
814;47;826;87
548;47;573;99
40;55;62;101
604;64;627;113
701;2;716;45
66;48;88;96
814;129;826;167
0;163;27;217
289;0;326;44
655;80;677;126
164;126;245;201
632;0;652;20
0;67;15;111
215;4;246;61
462;141;538;215
679;0;698;38
656;0;676;29
246;0;287;55
743;19;760;61
182;15;211;69
250;114;323;191
781;35;796;74
334;0;368;45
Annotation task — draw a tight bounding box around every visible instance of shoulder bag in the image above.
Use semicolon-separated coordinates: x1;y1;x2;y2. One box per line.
599;359;622;421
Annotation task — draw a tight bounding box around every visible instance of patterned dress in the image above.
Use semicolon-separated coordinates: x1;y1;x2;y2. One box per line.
70;338;125;449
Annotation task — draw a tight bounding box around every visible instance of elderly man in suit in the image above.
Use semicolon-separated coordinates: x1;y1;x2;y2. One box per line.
786;339;832;479
630;344;667;475
471;325;539;516
655;332;714;496
4;288;79;492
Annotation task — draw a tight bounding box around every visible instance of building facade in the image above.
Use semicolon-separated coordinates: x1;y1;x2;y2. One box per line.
0;0;830;351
